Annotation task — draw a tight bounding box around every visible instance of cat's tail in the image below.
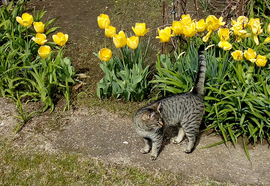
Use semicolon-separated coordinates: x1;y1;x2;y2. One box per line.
192;45;206;95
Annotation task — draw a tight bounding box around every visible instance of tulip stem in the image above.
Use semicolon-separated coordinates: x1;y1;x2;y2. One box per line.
246;62;255;83
104;34;107;48
178;36;181;54
165;43;168;55
120;48;125;67
139;37;143;65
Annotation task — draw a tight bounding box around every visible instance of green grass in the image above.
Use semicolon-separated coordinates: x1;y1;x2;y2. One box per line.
0;140;225;185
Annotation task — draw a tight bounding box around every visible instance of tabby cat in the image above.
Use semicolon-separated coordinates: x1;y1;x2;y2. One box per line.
133;45;206;160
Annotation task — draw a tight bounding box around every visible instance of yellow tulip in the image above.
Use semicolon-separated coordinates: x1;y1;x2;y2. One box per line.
232;16;248;28
113;31;127;48
264;23;270;43
105;26;116;38
230;23;251;42
53;32;68;46
171;21;184;35
38;45;51;58
33;22;45;33
218;41;232;50
255;55;267;67
203;15;225;42
248;18;263;45
196;19;206;32
206;15;225;31
244;48;257;63
202;30;212;42
16;13;33;27
248;18;260;31
218;28;230;41
127;36;139;50
181;14;192;26
264;37;270;43
98;48;112;62
132;23;149;37
183;21;197;38
32;33;47;45
156;27;173;43
97;14;110;29
231;50;243;61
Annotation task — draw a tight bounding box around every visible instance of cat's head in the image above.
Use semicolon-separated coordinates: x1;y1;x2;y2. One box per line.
140;102;163;129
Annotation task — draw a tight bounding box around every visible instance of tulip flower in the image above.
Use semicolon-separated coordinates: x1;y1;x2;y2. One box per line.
231;23;251;42
183;21;197;38
16;13;33;27
33;22;45;33
132;23;149;37
196;19;206;32
230;16;250;42
264;23;270;43
203;15;225;42
97;14;110;29
231;16;248;28
244;48;257;63
53;32;68;46
218;28;230;41
127;36;139;49
181;14;192;26
32;33;47;45
206;15;225;31
156;27;173;43
113;31;127;48
38;45;51;58
231;50;243;61
98;48;112;62
248;18;263;45
171;21;184;35
255;55;267;67
105;26;116;38
217;28;232;50
202;30;212;42
264;37;270;43
218;41;232;50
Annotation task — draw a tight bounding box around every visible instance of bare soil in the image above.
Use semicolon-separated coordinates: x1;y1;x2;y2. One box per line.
1;0;270;185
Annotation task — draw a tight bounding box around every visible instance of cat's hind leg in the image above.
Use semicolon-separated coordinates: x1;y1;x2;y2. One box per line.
170;127;185;144
183;121;200;153
184;134;196;153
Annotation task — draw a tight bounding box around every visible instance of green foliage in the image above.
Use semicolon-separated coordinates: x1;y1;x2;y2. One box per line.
204;59;270;160
0;0;75;112
13;92;37;133
152;36;270;159
97;38;151;101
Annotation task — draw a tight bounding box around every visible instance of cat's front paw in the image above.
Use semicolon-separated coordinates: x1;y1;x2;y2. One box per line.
150;154;158;160
170;137;182;144
184;148;192;153
140;147;150;154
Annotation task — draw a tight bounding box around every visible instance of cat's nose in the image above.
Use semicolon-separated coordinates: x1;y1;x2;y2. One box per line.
159;121;163;127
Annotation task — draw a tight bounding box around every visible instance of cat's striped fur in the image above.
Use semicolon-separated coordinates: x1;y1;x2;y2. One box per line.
133;46;206;160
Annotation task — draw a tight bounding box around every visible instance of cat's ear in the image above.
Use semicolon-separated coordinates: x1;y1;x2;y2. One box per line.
142;111;157;121
142;112;151;121
151;102;161;113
